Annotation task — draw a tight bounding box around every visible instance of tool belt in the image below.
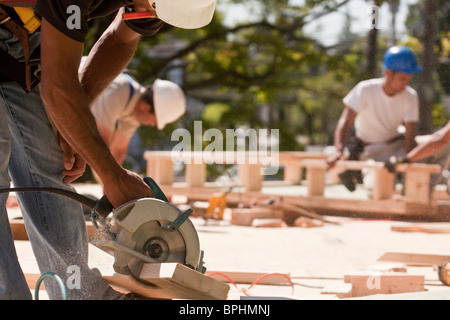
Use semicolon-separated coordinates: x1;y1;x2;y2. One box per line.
0;4;40;92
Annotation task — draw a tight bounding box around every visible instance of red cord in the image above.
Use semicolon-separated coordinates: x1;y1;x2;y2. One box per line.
206;272;294;296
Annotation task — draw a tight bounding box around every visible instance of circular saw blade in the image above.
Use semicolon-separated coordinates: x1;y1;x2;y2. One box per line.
111;198;201;274
132;220;187;264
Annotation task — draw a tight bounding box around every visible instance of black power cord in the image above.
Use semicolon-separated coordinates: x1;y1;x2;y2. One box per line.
0;187;114;218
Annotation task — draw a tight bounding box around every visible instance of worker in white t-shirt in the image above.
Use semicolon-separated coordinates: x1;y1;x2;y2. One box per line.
327;46;422;191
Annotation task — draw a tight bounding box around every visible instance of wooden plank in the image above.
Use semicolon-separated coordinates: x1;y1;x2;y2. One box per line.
25;273;45;290
230;207;283;226
344;274;425;297
377;252;450;266
102;263;230;300
404;168;434;204
146;157;174;185
10;219;28;240
89;242;229;300
391;223;450;234
306;165;326;197
251;218;287;228
372;167;395;200
185;163;206;188
238;163;263;192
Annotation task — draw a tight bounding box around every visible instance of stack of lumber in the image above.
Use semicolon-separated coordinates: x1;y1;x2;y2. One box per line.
321;251;450;299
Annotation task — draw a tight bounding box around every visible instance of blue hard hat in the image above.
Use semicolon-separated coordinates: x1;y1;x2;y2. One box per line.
382;46;423;74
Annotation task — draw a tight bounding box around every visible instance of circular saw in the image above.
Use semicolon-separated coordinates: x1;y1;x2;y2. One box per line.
98;197;204;277
0;177;205;278
90;177;205;278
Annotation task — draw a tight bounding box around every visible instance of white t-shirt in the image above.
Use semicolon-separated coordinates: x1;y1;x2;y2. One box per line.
90;73;146;139
343;78;419;144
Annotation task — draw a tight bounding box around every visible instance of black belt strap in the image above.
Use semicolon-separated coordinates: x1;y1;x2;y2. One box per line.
0;47;39;91
0;5;39;92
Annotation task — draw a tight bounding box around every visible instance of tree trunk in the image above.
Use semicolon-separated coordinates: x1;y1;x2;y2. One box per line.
366;1;382;78
418;0;438;134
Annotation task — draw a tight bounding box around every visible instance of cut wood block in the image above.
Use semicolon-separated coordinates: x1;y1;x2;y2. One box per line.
344;273;425;297
25;273;45;290
390;224;421;233
251;218;287;228
231;207;283;226
10;219;28;240
377;252;450;267
102;263;230;300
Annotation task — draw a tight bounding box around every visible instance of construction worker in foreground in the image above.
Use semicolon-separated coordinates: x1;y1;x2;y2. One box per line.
327;46;422;193
89;70;186;183
0;0;216;300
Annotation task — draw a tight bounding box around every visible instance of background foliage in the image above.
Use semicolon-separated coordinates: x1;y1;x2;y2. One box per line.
84;0;450;175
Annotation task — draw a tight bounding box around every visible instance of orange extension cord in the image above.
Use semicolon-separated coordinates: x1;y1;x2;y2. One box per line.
206;272;295;296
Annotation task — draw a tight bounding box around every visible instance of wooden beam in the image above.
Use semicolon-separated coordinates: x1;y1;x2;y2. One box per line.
102;263;230;300
88;239;231;300
377;252;450;266
391;223;450;234
344;273;425;297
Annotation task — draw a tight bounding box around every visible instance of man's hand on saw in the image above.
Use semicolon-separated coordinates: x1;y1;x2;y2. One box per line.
103;169;155;208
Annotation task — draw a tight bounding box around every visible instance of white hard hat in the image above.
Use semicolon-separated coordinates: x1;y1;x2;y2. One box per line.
151;0;217;29
153;79;186;130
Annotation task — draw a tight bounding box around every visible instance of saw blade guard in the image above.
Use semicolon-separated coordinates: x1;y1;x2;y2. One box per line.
109;198;202;274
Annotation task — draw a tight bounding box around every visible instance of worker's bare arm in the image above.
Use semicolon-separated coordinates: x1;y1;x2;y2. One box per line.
79;8;141;104
408;121;450;162
109;133;131;165
40;18;152;207
96;121;130;165
327;107;357;168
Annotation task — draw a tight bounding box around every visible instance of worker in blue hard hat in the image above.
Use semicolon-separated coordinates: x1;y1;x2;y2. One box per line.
327;45;422;192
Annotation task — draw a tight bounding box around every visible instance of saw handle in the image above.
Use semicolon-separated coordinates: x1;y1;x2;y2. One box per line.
95;177;167;218
144;177;169;202
95;195;115;218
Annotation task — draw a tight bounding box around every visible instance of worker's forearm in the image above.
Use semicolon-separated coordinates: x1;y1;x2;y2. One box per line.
80;10;141;103
334;107;357;154
334;128;348;154
39;18;124;185
334;120;351;155
407;139;448;162
41;77;122;182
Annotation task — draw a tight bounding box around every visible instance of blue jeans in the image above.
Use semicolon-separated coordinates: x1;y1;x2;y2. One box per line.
0;28;119;300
